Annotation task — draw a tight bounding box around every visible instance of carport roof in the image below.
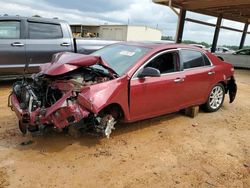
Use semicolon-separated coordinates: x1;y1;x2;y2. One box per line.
153;0;250;23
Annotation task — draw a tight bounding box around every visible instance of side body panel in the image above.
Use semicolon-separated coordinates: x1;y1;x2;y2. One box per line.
77;76;130;121
25;21;74;72
129;72;185;121
179;66;216;108
0;18;26;76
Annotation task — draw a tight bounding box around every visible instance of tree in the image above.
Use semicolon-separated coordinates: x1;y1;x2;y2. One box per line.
161;36;174;41
32;15;41;17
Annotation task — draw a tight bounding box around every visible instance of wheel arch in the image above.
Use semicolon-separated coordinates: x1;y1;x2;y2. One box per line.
218;80;227;92
98;103;125;120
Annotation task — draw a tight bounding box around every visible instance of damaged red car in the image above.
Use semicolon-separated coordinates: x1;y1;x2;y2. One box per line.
9;42;237;138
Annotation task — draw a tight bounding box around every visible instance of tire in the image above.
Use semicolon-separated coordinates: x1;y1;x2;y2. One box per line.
204;83;225;112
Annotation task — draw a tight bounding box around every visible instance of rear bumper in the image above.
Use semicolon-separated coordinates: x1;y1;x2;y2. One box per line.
227;76;237;103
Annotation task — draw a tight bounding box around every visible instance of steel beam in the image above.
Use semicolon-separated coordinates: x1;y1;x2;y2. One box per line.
211;17;222;53
186;17;250;34
175;9;186;43
185;18;216;27
183;0;250;10
239;23;249;49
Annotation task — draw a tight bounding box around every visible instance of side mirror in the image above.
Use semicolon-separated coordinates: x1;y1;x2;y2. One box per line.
138;67;160;78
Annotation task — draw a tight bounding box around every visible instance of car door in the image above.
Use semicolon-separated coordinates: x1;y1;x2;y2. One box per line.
25;20;73;73
179;49;215;108
129;50;185;121
0;19;26;76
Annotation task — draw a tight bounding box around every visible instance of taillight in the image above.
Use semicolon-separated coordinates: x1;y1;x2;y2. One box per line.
231;67;234;72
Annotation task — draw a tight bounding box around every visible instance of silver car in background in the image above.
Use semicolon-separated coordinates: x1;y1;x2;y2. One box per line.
216;48;250;69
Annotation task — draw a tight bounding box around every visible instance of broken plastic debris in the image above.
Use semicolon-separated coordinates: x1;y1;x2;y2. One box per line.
20;140;33;146
192;123;198;127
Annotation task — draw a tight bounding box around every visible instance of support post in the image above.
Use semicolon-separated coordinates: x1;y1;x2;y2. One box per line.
211;17;222;53
175;9;186;43
239;23;248;49
80;25;83;37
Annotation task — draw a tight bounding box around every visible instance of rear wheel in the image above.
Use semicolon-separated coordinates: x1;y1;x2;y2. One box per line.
204;83;225;112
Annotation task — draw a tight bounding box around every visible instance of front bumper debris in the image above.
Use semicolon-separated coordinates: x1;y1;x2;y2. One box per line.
9;91;90;134
228;76;237;103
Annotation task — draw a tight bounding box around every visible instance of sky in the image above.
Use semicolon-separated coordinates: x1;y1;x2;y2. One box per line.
0;0;249;46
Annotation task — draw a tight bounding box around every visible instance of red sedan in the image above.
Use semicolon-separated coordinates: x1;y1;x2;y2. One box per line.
9;42;237;138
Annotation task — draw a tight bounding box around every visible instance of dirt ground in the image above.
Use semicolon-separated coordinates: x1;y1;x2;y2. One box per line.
0;69;249;188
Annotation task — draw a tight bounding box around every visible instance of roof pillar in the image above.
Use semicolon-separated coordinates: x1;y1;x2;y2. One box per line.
239;23;248;49
211;16;222;53
175;9;186;43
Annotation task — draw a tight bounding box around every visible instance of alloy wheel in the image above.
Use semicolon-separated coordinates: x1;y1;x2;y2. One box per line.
209;85;224;110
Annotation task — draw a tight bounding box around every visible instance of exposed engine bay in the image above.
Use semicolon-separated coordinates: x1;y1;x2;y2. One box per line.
13;68;110;110
9;58;118;138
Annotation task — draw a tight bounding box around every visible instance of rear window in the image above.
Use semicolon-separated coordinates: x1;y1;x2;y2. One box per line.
181;49;210;69
0;21;20;39
28;22;63;39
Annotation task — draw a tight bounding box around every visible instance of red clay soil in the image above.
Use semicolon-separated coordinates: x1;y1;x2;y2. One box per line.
0;70;249;188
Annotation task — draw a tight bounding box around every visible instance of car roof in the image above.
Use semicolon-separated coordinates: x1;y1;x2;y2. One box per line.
118;41;204;52
0;16;67;24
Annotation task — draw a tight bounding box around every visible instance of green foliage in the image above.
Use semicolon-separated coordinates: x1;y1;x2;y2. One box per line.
161;36;174;41
222;45;250;51
161;38;250;51
182;40;210;48
32;15;41;17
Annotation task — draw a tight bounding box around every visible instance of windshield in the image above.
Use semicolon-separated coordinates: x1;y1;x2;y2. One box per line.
92;44;150;75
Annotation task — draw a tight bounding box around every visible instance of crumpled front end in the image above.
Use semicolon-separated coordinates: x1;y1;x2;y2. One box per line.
8;52;120;137
9;82;90;134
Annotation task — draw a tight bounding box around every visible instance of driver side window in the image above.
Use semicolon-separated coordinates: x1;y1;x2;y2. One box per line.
145;51;179;74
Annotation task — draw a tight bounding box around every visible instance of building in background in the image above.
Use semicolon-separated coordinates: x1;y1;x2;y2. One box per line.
70;24;99;38
70;24;162;41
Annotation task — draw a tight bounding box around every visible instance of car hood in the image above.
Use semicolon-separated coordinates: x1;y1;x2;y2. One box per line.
40;52;117;76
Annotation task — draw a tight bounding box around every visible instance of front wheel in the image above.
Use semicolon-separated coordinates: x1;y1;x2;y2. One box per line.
204;83;225;112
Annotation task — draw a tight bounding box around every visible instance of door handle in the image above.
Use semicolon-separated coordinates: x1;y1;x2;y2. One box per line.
11;42;24;47
174;78;184;83
60;42;70;47
208;71;215;75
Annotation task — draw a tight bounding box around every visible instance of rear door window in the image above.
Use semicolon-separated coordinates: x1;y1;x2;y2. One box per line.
0;21;20;39
181;49;208;69
28;22;63;39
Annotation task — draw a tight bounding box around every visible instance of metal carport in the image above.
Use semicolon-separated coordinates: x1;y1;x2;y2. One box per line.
153;0;250;52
